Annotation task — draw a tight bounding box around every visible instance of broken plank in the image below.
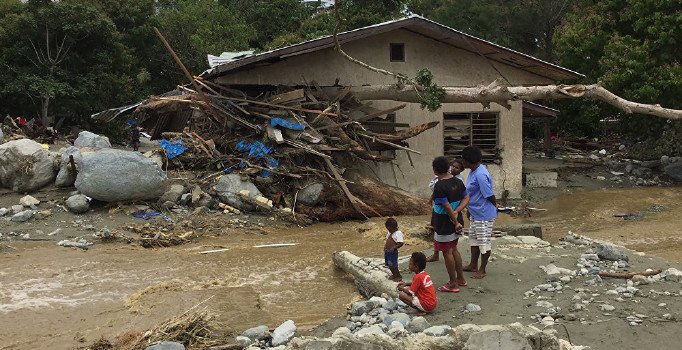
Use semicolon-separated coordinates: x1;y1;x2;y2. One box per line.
267;89;305;105
354;104;407;122
357;133;421;154
253;243;298;248
199;248;230;254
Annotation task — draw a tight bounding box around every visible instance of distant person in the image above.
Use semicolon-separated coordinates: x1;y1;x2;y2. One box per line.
397;252;437;315
129;120;141;151
430;156;469;292
384;217;404;281
461;146;498;279
427;158;468;263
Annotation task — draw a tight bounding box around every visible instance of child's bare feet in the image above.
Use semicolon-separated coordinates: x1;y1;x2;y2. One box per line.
472;271;486;279
426;254;439;262
390;275;403;282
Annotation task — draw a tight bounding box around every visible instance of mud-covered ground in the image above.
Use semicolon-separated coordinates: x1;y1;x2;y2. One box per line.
0;154;680;349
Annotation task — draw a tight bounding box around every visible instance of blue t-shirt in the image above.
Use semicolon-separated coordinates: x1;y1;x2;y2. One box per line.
465;165;497;221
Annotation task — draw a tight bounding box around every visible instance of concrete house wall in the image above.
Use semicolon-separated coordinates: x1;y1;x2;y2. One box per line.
215;29;556;197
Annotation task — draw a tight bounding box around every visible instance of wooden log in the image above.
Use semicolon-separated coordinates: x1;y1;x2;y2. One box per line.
332;250;398;298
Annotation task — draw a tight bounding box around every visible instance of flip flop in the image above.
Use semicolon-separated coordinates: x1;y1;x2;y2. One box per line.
458;281;468;287
437;284;460;293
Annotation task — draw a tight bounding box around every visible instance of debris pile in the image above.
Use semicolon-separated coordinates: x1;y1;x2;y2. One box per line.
95;77;435;221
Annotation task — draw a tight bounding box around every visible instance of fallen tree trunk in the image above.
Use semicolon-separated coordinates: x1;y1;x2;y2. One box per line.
296;174;430;221
332;250;398;298
598;268;663;279
321;81;681;120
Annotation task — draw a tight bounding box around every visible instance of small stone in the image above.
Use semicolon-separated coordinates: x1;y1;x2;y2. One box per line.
144;342;185;350
383;312;410;327
11;204;24;213
242;325;269;340
65;194;90;214
658;303;667;308
619;144;626;151
423;325;452;336
661;268;682;282
383;299;399;312
600;304;615;312
19;195;40;207
406;316;430;333
663;314;673;320
596;243;629;262
271;320;296;347
465;303;482;313
0;208;8;216
350;301;374;316
355;324;384;337
596;176;606;181
235;336;252;347
11;210;33;222
305;340;333;350
332;327;351;338
541;316;555;327
564;313;577;321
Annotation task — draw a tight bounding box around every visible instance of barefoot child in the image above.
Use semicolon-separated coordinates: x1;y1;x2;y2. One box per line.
430;156;469;292
461;146;498;279
427;159;466;263
384;218;404;281
397;252;437;314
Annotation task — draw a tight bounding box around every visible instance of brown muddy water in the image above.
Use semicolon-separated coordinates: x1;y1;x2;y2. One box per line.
0;187;680;349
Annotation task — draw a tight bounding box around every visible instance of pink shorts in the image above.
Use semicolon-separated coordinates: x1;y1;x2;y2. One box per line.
434;239;458;252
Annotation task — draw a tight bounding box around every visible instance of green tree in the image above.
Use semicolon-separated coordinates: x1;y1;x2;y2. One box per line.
554;0;681;141
152;0;253;91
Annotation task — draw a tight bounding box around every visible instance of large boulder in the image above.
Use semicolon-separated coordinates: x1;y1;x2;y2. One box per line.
75;149;166;202
0;139;57;192
73;131;111;149
664;162;682;182
55;146;82;187
215;174;262;209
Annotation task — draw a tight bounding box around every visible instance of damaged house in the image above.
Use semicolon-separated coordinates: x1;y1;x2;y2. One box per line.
202;15;582;198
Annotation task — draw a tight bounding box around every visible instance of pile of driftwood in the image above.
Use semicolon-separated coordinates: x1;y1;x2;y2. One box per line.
116;76;433;221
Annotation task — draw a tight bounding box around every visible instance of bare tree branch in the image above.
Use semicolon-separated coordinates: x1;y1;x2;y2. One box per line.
324;80;682;120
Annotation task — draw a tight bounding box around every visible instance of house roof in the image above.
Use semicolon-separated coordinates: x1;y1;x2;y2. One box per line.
522;101;559;118
204;15;583;81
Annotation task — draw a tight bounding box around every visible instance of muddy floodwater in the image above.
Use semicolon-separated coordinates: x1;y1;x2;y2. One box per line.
0;187;680;349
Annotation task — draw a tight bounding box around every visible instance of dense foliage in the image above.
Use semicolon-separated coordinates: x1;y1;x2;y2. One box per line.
0;0;678;153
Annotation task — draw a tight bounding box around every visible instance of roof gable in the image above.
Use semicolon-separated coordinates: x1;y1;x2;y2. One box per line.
205;15;583;82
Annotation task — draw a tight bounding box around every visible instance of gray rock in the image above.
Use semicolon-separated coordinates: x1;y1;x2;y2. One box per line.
0;208;8;216
304;340;333;350
596;243;629;261
355;324;385;337
497;223;543;239
464;329;532;350
600;304;615;312
19;195;40;207
661;155;670;164
466;303;482;313
179;193;192;205
640;160;661;168
664;162;682;182
215;174;263;209
242;325;269;340
332;327;352;338
407;316;430;333
159;184;186;204
11;204;23;213
423;325;451;336
0;128;3;143
145;342;185;350
383;299;399;312
298;182;325;206
383;312;410;327
625;163;634;173
0;139;57;192
661;268;682;282
65;194;90;214
349;301;374;316
632;167;652;177
564;313;577;321
271;320;296;347
11;210;33;222
75;149;166;202
235;336;252;347
73;131;111;149
55;146;82;187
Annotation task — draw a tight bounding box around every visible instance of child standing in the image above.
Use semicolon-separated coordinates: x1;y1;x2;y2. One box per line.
427;159;466;263
384;218;404;281
397;252;437;314
129;120;141;152
430;156;469;292
461;146;498;279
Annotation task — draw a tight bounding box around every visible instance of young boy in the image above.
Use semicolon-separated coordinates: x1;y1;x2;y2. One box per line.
461;146;498;279
384;218;404;281
129;120;141;152
430;156;469;292
397;252;437;314
427;159;466;263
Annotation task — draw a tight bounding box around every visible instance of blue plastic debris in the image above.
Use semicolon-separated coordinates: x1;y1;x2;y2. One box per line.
235;140;273;158
159;139;188;159
271;118;305;131
266;157;280;168
133;211;161;220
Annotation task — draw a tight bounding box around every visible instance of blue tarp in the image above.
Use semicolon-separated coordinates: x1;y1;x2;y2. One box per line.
159;139;188;159
236;140;273;158
271;118;305;131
